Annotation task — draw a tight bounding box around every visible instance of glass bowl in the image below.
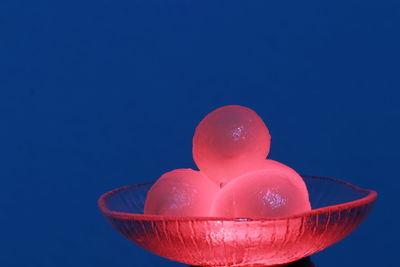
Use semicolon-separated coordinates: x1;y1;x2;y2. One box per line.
98;176;377;266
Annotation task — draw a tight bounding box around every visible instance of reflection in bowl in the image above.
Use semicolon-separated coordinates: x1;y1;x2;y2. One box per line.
98;176;376;266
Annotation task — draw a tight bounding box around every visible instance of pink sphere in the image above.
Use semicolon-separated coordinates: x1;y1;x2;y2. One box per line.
193;105;271;186
144;169;219;217
211;168;311;218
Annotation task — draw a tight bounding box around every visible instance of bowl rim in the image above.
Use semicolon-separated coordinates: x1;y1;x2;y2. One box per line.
98;175;377;222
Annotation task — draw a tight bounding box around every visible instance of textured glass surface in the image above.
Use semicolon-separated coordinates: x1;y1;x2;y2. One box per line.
98;176;376;266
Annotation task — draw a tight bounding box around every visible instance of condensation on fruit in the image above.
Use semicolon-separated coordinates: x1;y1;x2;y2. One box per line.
211;168;311;218
193;105;271;186
144;169;219;217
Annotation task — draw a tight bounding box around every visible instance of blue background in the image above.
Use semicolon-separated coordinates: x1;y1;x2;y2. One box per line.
1;0;399;266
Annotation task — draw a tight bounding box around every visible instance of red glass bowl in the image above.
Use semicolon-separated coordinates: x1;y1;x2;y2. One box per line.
98;176;377;266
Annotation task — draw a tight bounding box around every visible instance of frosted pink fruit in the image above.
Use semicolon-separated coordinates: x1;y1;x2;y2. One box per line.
211;168;311;218
144;169;219;217
193;105;271;186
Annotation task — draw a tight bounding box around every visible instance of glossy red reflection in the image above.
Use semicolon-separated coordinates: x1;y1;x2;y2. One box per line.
98;176;377;266
211;168;311;218
144;169;219;217
193;105;270;185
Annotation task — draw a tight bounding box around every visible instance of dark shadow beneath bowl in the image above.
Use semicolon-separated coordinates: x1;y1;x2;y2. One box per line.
190;256;315;266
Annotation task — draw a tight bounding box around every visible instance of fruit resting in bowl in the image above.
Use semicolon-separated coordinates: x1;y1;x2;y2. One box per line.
144;169;219;217
98;176;377;266
144;105;311;218
98;105;377;266
211;168;311;218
